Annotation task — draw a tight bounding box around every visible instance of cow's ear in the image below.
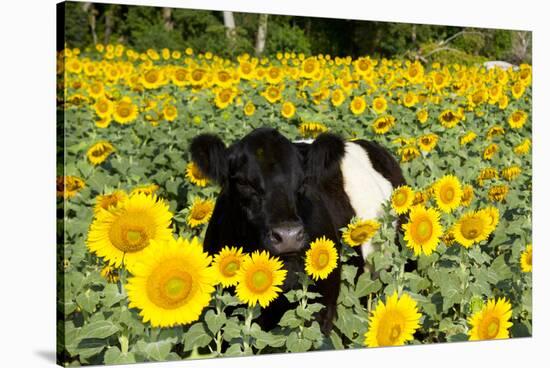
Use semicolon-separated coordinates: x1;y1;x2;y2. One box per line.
190;134;227;183
306;133;346;184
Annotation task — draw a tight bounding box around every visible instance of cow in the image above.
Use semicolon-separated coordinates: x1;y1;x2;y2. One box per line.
190;127;406;335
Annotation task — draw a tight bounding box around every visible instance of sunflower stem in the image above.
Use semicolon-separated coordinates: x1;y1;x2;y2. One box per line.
242;306;254;354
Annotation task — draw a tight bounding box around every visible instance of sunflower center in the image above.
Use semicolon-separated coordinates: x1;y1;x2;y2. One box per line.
442;186;455;203
191;206;209;220
394;192;407;206
377;313;405;346
316;250;330;269
485;317;500;339
118;104;130;118
147;267;193;309
461;218;483;240
250;269;272;293
350;226;369;243
110;212;154;253
416;218;433;242
221;258;240;277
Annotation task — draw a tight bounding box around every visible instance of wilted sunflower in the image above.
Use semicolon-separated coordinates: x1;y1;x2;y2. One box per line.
433;175;463;213
305;236;339;280
130;184;159;196
299;122;328;138
501;166;521;181
235;250;287;308
403;206;443;256
488;185;509;202
364;292;422;347
56;175;85;199
514;139;531;155
460;184;475;207
186;162;209;187
478;206;500;233
187;197;215;228
125;237;216;327
486;125;505;140
342;219;381;247
452;210;491;248
212;246;247;287
418;133;438;152
391;185;415;214
87;141;115;166
87;193;173;271
468;297;513;341
372;115;396;134
100;264;120;283
439;109;461;128
400;146;420;162
94;190;128;214
113;97;138;124
477;167;499;187
520;244;532;272
483;143;499;160
350;96;367;115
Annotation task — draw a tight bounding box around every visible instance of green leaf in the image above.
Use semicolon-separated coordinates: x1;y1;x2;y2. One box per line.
102;284;125;308
252;330;286;349
79;320;119;340
136;340;173;361
76;289;100;313
223;344;243;356
279;309;301;328
286;331;312;353
183;322;212;352
104;346;137;365
204;309;226;334
355;272;382;297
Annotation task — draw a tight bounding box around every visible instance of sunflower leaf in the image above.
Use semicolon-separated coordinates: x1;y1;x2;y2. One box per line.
183;323;212;352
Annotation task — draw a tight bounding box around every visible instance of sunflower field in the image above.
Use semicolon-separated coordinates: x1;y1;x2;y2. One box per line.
57;44;532;366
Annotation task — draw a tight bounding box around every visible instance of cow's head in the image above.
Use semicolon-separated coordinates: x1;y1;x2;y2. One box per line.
190;128;308;256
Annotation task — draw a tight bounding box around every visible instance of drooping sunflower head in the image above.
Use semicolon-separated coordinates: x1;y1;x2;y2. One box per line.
87;141;115;166
100;264;120;283
403;206;443;256
125;237;216;328
342;219;381;247
187;197;215;228
433;175;463;213
299;122;328;138
305;236;339;280
478;206;500;233
372;115;396;134
460;131;477;145
212;246;247;287
235;250;287;308
57;175;85;199
186;162;209;187
87;193;173;271
468;297;513;341
130;184;159;197
94;190;128;214
391;185;415;215
418;133;439;152
520;244;532;272
488;185;509;202
452;210;491;248
364;292;422;347
501;166;522;181
460;184;475;207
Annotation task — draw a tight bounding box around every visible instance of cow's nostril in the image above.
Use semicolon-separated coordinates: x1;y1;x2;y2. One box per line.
296;228;305;242
270;230;283;244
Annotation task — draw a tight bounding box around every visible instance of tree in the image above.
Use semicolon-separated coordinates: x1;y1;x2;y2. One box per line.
255;14;268;56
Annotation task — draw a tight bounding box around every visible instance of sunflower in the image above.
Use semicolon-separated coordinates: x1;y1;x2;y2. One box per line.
478;206;500;233
350;96;367;115
301;57;320;79
452;210;491;248
189;68;207;86
501;166;521;181
342;219;381;247
372;115;396;134
170;67;189;87
56;175;85;199
391;185;415;214
331;88;345;107
488;185;509;202
88;81;105;99
142;67;164;89
95;116;112;129
460;184;475;207
433;175;463;213
402;206;443;256
416;109;428;124
113;97;138;124
281;101;296;119
514;139;531;155
460;131;477;145
163;104;177;122
87;141;115;166
520;244;532;272
94;190;128;214
438;109;461;128
125;237;216;327
262;85;283;104
235;250;287;308
468;298;513;341
364;292;422;347
244;101;256;116
418;133;438;152
212;246;247;287
400;146;420;162
87;193;173;270
372;96;388;114
186;162;209;187
214;87;236;109
93;97;114;118
402;92;418;108
187;197;215;228
442;229;456;246
305;236;339;280
299;122;328;138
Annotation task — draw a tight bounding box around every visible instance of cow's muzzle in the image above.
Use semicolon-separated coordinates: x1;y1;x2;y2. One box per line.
267;222;305;255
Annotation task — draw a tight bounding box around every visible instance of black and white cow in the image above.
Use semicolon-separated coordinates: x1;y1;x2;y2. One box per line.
190;127;405;335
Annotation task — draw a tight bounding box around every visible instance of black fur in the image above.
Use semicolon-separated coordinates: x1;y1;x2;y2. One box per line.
190;128;405;335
